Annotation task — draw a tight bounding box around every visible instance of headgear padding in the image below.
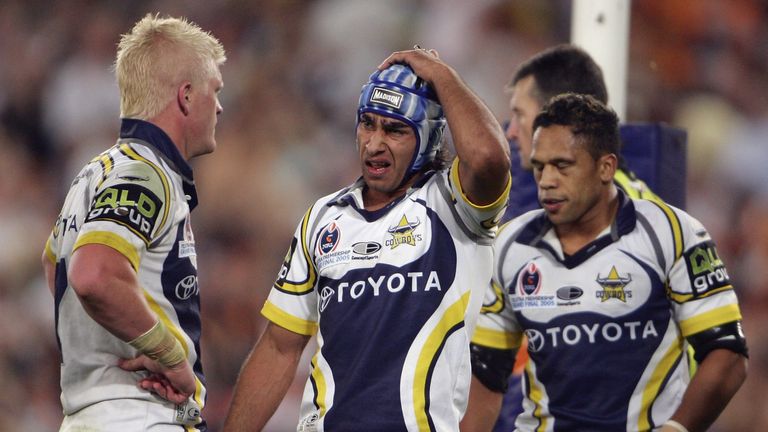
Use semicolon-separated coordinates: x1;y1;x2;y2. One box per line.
358;64;446;179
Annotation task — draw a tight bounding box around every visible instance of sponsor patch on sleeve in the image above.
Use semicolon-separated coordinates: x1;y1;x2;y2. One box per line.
85;183;162;244
684;240;731;296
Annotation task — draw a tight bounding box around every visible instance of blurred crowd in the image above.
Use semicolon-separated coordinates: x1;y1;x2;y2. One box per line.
0;0;766;430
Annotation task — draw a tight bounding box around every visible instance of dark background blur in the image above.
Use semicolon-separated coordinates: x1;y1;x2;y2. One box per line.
1;0;767;430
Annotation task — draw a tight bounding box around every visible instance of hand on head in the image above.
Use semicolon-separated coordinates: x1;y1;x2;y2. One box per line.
378;45;445;84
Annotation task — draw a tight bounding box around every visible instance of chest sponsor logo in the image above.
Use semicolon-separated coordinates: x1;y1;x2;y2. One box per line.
595;266;632;302
556;286;583;306
351;241;381;262
512;262;555;309
370;87;403;109
175;275;199;300
318;271;442;312
386;214;422;249
525;320;660;353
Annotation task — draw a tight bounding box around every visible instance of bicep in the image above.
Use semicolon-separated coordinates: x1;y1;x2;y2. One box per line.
69;243;138;298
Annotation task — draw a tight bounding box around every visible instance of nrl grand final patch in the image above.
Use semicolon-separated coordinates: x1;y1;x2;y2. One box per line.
86;183;162;244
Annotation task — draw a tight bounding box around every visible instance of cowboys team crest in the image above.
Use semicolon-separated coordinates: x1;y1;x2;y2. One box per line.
595;266;633;302
385;214;422;249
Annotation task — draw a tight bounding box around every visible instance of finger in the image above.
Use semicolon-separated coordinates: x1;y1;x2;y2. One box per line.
118;356;148;371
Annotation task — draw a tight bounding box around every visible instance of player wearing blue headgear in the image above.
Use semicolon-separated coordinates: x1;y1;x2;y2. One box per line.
225;48;511;431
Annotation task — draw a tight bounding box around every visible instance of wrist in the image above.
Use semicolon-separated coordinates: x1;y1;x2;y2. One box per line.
128;320;186;367
663;419;689;432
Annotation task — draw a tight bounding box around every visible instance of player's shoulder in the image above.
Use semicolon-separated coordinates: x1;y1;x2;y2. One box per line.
495;209;543;247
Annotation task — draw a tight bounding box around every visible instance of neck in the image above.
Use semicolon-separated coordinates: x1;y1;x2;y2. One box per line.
148;106;187;160
556;185;619;255
363;172;421;211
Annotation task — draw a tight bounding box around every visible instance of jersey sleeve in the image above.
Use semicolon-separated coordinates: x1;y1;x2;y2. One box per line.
447;158;511;235
663;205;742;338
261;205;320;336
471;225;524;350
74;158;171;271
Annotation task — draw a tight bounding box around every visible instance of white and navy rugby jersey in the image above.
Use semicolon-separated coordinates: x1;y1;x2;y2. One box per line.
44;119;207;427
473;191;742;432
263;160;509;432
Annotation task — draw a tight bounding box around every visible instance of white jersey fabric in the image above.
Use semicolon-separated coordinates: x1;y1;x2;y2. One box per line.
263;160;509;432
473;191;742;432
45;119;206;431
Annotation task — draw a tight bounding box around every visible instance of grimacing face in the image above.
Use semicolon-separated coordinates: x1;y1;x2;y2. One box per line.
505;75;541;171
356;111;417;198
530;124;610;229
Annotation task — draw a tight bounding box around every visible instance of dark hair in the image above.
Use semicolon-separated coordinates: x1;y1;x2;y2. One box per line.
426;144;452;172
510;44;608;106
533;93;620;159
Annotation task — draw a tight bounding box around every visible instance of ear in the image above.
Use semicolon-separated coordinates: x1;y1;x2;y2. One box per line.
598;153;618;184
177;82;192;116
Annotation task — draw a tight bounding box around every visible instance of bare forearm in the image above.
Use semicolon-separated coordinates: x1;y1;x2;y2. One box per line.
667;349;747;432
432;68;509;168
225;324;310;431
461;376;504;432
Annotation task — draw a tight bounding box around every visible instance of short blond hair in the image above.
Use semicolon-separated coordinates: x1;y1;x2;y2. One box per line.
115;14;226;119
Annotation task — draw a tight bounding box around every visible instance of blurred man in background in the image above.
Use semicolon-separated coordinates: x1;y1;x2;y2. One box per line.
224;47;510;431
42;14;225;431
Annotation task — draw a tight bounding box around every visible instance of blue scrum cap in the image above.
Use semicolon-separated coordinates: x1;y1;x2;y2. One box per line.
357;63;446;178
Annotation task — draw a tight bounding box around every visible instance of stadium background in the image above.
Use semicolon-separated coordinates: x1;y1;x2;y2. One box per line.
1;0;766;430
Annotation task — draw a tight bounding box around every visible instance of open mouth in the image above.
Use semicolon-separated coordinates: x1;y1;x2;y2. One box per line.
366;160;391;176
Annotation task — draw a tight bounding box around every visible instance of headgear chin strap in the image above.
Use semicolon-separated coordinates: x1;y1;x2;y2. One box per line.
357;63;447;184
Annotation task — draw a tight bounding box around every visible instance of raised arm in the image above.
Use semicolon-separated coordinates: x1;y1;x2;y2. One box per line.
224;322;311;431
379;49;510;206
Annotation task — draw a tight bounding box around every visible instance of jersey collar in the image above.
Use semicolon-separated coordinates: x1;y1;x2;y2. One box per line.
516;189;637;269
329;171;437;222
119;118;198;210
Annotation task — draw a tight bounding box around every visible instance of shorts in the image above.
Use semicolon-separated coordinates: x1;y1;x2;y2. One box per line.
60;398;203;431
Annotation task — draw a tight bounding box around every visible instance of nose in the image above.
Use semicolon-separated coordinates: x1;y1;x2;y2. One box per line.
505;118;519;141
537;165;557;189
364;129;386;154
216;100;223;115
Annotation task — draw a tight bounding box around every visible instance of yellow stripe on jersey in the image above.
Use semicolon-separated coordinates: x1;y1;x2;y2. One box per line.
261;300;318;336
44;236;57;264
96;153;114;188
449;158;511;210
471;326;522;350
413;291;471;432
143;290;206;413
614;169;663;203
73;231;141;271
637;335;684;431
651;200;683;262
310;352;328;417
480;281;505;314
524;363;549;432
119;143;171;235
275;206;317;294
143;290;190;357
667;284;734;304
678;304;742;337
